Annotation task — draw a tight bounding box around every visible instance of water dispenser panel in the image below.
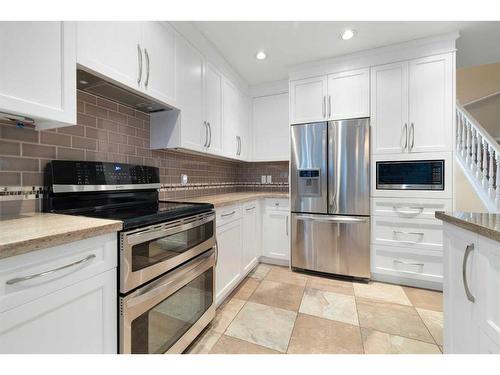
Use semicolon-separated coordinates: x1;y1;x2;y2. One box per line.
298;169;321;197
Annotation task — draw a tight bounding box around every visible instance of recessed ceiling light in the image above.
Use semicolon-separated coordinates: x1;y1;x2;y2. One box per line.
79;80;88;85
255;51;267;60
340;29;356;40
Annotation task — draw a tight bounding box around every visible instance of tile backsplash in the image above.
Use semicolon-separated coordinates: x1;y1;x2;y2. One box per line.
0;91;288;214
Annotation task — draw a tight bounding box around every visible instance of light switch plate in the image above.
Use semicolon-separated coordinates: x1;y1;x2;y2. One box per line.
261;175;267;184
181;174;188;185
266;175;272;184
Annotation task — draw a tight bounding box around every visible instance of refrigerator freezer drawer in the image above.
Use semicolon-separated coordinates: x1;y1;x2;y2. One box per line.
291;213;370;278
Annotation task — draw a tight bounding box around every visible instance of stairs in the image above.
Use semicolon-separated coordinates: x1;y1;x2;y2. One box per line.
456;101;500;212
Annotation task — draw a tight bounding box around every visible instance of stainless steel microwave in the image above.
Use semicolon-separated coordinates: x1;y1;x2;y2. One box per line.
376;160;445;190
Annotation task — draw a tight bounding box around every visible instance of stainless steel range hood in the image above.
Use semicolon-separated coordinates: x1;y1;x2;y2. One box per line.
77;69;173;113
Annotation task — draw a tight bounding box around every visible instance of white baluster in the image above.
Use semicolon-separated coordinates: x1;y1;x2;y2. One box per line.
476;133;483;180
496;153;500;211
456;111;461;152
489;145;495;198
470;128;477;172
483;138;489;189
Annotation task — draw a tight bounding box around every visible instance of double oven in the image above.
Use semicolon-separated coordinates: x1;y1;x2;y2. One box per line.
119;211;216;354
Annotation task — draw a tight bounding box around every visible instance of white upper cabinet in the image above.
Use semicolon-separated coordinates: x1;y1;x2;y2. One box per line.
253;93;289;161
289;76;328;124
237;92;251;160
0;22;76;129
222;78;240;158
204;63;223;154
327;68;369;120
77;21;176;107
371;62;409;154
408;53;453;153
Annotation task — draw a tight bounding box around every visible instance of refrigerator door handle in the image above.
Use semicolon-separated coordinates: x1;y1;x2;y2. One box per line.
295;214;368;224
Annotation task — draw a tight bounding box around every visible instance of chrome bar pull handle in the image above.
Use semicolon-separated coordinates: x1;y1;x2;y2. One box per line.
410;122;415;150
394;259;424;267
6;254;96;285
322;96;326;118
203;121;208;147
462;243;476;303
137;44;143;85
221;211;236;218
207;122;212;148
328;95;332;118
402;123;408;151
245;206;256;211
144;48;150;88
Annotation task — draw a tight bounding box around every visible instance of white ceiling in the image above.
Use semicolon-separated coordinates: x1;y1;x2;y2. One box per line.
193;21;500;86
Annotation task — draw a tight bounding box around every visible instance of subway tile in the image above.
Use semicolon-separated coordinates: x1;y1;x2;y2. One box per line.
128;136;144;147
58;125;85;137
22;144;56;158
136;128;150;139
0;124;38;143
127;116;144;128
107;153;127;163
77;100;85;113
108;110;128;124
77;113;98;128
136;147;152;157
22;172;44;186
72;136;97;150
98;141;119;153
97;119;118;132
40;131;71;147
57;147;85;160
77;90;97;104
127;155;144;165
0;140;20;155
0;171;21;185
85;103;108;118
0;156;39;171
97;97;118;111
135;110;149;121
108;132;128;144
118;143;136;155
86;150;108;162
118;124;136;136
85;127;108;140
118;105;135;116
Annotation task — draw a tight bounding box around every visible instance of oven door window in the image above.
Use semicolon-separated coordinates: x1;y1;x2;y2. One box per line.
131;221;213;272
130;268;213;354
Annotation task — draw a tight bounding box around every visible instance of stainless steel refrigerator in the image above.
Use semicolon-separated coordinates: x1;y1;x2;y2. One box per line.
290;118;370;279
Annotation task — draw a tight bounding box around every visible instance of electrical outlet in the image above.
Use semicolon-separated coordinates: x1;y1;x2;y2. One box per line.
181;174;188;185
266;175;272;184
261;175;267;184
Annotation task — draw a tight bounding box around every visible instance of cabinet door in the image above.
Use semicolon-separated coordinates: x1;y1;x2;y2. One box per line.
371;62;409;154
176;38;206;151
477;236;500;349
215;220;242;304
77;21;143;92
242;202;259;273
262;212;290;261
289;76;327;124
409;53;453;153
443;224;479;353
327;68;369;120
0;269;116;354
141;22;176;105
222;78;239;157
252;93;289;161
205;63;223;154
0;21;76;128
237;92;251;160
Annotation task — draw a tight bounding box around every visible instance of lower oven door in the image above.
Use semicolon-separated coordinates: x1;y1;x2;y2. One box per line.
120;211;215;293
120;249;216;354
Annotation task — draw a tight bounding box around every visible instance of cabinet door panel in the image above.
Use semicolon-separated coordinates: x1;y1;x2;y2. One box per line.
176;38;205;151
371;62;408;154
253;93;289;161
242;202;259;273
0;21;76;127
262;212;289;261
205;63;222;154
77;21;142;92
222;79;239;157
409;53;453;153
215;220;242;304
290;76;327;124
327;68;369;120
142;22;176;105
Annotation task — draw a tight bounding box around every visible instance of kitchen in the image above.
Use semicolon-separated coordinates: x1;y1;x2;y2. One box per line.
1;6;500;366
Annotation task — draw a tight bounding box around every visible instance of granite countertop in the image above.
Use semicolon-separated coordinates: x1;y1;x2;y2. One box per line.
178;191;289;208
0;213;123;260
436;211;500;242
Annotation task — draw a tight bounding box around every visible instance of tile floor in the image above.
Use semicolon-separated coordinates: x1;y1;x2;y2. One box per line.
186;264;443;354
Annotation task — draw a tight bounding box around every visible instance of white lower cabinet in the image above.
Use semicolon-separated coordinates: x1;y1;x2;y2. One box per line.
0;233;117;354
443;223;500;353
262;199;290;263
242;201;259;273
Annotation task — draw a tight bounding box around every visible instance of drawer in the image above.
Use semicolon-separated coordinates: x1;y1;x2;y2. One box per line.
372;245;443;283
243;200;258;214
0;233;117;312
264;198;289;212
372;197;452;220
216;204;242;227
372;216;443;251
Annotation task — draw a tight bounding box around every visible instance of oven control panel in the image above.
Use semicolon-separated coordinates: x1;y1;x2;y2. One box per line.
46;160;160;188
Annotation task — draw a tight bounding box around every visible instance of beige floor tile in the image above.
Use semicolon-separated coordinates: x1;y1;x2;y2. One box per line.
248;263;272;280
210;335;281;354
361;328;441;354
186;329;222;354
299;288;359;326
211;298;245;334
225;301;297;353
306;275;354;296
353;282;412;306
356;298;434;343
232;278;261;300
417;308;443;346
250;279;305;311
287;313;363;354
265;266;308;287
403;286;443;312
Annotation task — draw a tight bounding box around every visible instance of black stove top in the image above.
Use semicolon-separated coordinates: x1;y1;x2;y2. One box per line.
43;160;214;230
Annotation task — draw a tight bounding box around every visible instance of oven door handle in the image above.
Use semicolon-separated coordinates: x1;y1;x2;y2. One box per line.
123;249;215;320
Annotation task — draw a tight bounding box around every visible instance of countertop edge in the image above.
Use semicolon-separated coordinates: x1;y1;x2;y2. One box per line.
435;211;500;242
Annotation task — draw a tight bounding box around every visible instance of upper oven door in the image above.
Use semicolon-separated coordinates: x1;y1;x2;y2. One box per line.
120;211;215;293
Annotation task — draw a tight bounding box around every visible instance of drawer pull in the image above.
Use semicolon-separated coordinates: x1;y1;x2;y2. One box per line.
394;259;424;267
6;254;96;285
245;206;256;211
462;243;475;303
393;205;424;215
393;230;424;244
221;211;236;218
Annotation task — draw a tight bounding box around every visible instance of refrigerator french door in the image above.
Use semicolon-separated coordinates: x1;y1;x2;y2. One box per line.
291;118;370;279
